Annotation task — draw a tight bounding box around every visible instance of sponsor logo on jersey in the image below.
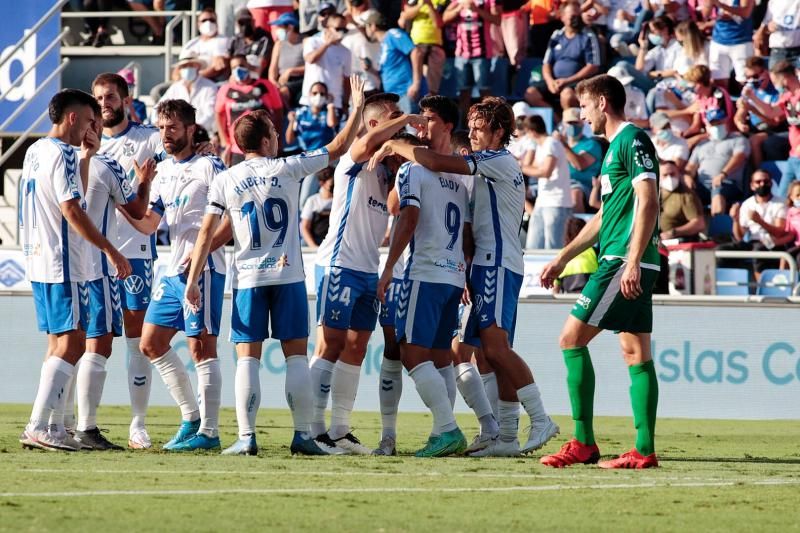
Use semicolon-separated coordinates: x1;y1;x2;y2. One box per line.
124;275;145;294
576;294;592;309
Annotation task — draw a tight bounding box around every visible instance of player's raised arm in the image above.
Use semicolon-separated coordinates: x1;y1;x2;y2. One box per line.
119;158;157;220
368;140;471;175
350;110;427;164
324;75;366;161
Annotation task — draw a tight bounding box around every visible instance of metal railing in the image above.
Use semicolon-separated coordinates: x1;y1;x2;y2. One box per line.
0;0;68;72
714;250;798;294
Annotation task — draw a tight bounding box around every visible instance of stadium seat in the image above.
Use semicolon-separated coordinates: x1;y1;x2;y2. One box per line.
757;269;798;297
759;161;789;198
708;214;733;238
490;56;510;98
512;57;543;99
715;267;750;295
439;58;458;99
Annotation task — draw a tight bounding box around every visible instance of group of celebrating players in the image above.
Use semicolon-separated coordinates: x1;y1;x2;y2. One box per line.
17;68;662;469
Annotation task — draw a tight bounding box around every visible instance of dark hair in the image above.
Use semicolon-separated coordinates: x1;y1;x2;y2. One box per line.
745;56;767;70
91;72;129;99
450;130;471;153
48;89;99;124
649;15;675;35
419;95;460;129
524;114;547;135
155;99;196;127
234;109;274;152
467;96;515;147
317;166;334;182
771;60;797;76
515;116;527;131
364;92;400;120
310;81;329;94
392;131;427;146
199;6;216;19
371;13;390;31
559;0;580;12
194;125;211;145
576;74;626;115
564;217;586;246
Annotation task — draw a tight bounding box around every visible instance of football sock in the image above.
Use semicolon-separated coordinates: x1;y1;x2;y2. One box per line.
409;361;457;434
234;356;260;440
517;382;548;427
328;361;361;440
308;356;333;437
456;363;498;436
76;353;108;432
563;347;595;446
195;358;221;438
379;357;403;440
285;355;314;436
438;363;457;408
29;356;74;432
629;360;658;456
127;337;152;431
480;372;499;418
63;364;76;429
497;400;520;443
152;349;199;422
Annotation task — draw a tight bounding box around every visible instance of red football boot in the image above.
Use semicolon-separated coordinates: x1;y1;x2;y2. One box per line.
597;448;659;469
539;438;601;468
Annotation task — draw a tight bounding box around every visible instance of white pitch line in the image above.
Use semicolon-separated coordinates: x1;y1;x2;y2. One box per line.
2;479;800;498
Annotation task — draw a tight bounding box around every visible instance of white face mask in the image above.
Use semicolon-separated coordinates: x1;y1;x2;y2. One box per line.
660;175;679;192
180;67;198;82
199;20;217;37
310;94;326;107
276;28;288;41
708;123;728;141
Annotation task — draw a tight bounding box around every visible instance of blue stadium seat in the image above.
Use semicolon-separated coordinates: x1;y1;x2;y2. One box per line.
715;267;750;295
490;56;510;98
757;269;798;297
708;214;733;237
512;57;543;99
759;160;789;198
439;58;458;99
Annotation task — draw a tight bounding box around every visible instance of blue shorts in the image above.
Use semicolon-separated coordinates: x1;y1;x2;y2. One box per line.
464;265;522;347
117;258;154;311
231;282;309;342
144;270;224;337
84;277;123;339
454;302;481;348
315;265;379;331
454;57;490;90
396;279;462;350
379;277;403;328
31;281;89;335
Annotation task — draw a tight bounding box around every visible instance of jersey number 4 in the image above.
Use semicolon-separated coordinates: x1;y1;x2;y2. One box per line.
241;198;289;250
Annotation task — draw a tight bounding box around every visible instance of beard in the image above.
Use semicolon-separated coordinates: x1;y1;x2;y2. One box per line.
591;114;606;135
163;134;189;155
102;106;125;128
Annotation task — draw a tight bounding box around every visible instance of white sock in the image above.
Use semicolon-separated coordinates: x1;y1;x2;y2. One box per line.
127;337;152;430
410;361;457;434
234;356;260;439
308;356;333;437
328;361;361;440
379;357;403;440
438;363;457;409
195;358;221;438
481;372;499;419
498;400;520;443
76;353;108;432
456;363;498;437
285;355;314;436
28;357;74;433
152;348;199;422
47;360;76;429
517;382;548;426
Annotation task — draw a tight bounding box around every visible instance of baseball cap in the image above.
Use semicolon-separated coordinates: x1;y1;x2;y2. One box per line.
607;64;634;86
174;50;207;70
563;108;581;123
355;9;383;26
649;111;670;130
270;12;299;27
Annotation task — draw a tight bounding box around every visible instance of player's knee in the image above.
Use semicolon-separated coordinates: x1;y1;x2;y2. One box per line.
139;337;165;359
559;329;579;350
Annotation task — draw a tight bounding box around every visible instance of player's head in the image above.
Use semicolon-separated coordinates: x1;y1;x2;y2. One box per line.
234;109;279;158
419;95;459;143
770;60;799;92
576;74;626;135
467;96;514;151
363;92;402;131
48;89;100;146
155;99;196;155
91;73;131;129
450;130;471;156
386;131;425;175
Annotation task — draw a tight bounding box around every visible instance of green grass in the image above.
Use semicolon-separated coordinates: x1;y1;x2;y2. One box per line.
1;404;799;532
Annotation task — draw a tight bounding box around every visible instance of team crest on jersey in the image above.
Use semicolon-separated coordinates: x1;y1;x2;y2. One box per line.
277;254;290;268
123;142;135;157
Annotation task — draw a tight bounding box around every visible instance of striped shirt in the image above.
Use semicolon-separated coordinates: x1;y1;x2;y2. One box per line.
455;0;496;59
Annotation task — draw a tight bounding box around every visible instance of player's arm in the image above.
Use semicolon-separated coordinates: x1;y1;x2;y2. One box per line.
350;114;428;164
324;75;366;161
621;178;659;299
540;205;603;289
185;212;222;312
119;158;157;220
61;198;132;279
368;141;472;175
387;188;400;216
378;205;419;303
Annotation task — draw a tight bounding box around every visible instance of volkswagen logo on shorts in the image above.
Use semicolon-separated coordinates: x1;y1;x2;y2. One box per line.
124;275;145;294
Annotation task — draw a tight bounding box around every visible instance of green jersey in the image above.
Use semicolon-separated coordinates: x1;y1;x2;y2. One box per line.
598;122;661;270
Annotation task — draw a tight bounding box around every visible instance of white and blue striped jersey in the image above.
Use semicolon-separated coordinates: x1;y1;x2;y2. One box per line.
149;154;227;277
463;149;526;275
100;122;164;260
19;138;91;283
207;149;330;289
315;148;391;274
84;154;136;280
398;162;470;288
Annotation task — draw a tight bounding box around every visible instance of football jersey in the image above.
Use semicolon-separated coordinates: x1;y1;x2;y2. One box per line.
99;122;164;260
399;162;470;288
84;153;136;280
463;149;526;275
598;122;661;270
150;154;227;276
207;149;330;289
315;148;391;274
19;138;91;283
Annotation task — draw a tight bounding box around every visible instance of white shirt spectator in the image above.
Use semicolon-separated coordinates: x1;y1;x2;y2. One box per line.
739;196;787;248
182;35;231;70
624;85;648;122
301;192;333;222
763;0;800;49
673;42;709;76
342;29;381;92
642;38;683;73
300;34;353;109
655;133;690;165
609;0;641;33
157;77;219;134
508;135;536;161
534;137;573;208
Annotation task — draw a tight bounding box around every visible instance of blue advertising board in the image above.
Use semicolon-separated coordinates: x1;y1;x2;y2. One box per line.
0;4;61;134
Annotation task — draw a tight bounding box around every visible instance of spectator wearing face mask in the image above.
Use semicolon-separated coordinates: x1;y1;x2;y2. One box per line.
678;64;733;142
734;56;783;170
650;111;689;171
216;54;284;165
286;82;339;150
156;51;219;134
246;0;294;39
182;8;232;83
633;15;681;93
299;1;345;35
659;160;705;242
556;107;603;213
268;12;306;108
228;8;272;78
300;12;353;110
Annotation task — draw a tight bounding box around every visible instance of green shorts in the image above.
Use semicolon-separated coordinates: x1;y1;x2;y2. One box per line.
570;259;658;333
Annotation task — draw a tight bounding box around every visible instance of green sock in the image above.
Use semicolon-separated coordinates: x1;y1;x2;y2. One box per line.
629;359;659;456
562;347;595;446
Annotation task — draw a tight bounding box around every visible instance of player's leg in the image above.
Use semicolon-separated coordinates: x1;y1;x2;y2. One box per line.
473;347;499;418
433;349;456;410
453;338;499;453
308;265;341;437
374;278;403;456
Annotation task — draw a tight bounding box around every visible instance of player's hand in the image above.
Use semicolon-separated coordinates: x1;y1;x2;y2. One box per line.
134;158;157;185
82;126;101;158
350;74;366;110
539;257;567;289
185;282;202;314
461;284;473;306
195;141;216;156
367;141;396;171
376;269;392;304
108;248;132;280
180;253;193;277
405;113;428;132
620;262;642;300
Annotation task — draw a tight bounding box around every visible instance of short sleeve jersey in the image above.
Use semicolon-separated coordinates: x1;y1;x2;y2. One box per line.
150;154;227;276
398;162;471;288
207;149;330;289
84;154;136;280
598;123;661;270
19;138;90;283
315;148;391;274
380;28;415;95
100;122;164;260
463;149;526;275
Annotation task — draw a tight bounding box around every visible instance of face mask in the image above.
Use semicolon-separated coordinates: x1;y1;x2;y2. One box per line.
755;184;771;197
199;20;217;37
708;124;727;141
233;66;251;82
656;128;673;141
660;175;679;192
569;15;582;30
276;28;288;41
180;67;198;82
793;199;800;208
566;123;582;138
648;33;663;47
310;94;326;107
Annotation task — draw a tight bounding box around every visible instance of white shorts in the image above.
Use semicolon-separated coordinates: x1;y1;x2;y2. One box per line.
709;40;753;83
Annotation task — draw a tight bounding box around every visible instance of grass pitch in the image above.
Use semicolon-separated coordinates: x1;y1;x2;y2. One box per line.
0;405;798;532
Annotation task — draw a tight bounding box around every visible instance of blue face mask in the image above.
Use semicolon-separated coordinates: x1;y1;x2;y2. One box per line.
794;199;800;209
648;33;663;47
656;129;673;141
566;123;582;138
233;66;250;82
